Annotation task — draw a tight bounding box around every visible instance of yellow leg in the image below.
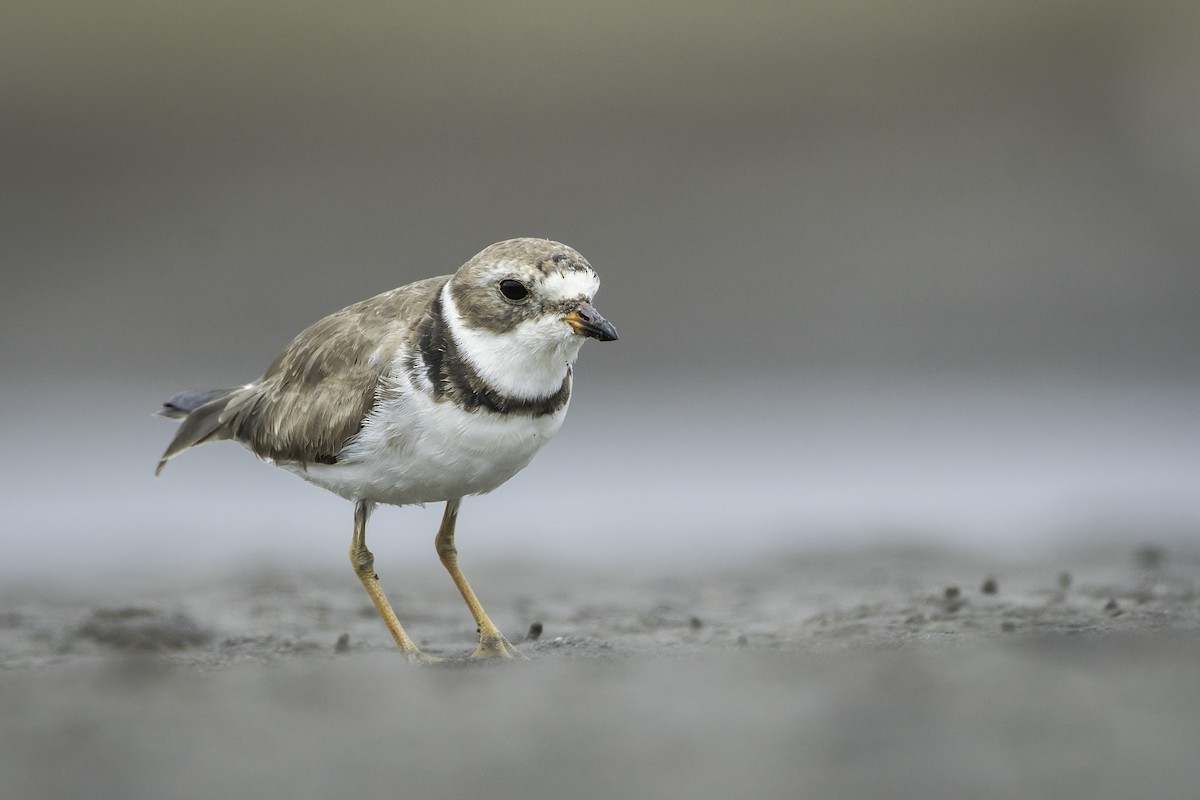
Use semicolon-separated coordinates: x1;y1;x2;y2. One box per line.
435;499;525;660
350;501;440;664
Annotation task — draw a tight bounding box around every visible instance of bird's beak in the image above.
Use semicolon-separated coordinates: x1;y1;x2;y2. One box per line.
564;303;619;342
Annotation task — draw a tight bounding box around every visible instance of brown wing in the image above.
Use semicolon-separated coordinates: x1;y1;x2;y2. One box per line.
221;276;447;465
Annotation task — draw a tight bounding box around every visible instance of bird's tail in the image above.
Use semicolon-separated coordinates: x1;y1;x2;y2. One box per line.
155;388;239;475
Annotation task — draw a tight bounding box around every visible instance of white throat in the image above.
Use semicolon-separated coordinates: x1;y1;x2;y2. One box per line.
440;283;583;399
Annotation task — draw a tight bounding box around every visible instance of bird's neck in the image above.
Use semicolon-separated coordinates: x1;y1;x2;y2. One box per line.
438;283;578;401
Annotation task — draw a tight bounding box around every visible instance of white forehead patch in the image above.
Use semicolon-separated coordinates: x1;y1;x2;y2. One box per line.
540;267;600;303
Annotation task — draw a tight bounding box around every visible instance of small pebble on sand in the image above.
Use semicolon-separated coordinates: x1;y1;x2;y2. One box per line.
942;586;965;612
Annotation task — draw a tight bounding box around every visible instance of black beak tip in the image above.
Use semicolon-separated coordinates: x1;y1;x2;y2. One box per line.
595;321;619;342
573;305;619;342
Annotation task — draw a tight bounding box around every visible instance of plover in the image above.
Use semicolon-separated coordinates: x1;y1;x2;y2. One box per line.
156;238;617;662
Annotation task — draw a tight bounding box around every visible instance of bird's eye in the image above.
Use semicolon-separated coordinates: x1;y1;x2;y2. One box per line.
498;280;529;301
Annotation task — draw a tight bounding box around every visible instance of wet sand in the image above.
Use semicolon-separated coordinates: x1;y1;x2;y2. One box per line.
3;542;1200;800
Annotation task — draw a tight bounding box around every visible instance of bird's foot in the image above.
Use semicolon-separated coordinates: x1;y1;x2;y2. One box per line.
470;632;528;661
400;647;446;665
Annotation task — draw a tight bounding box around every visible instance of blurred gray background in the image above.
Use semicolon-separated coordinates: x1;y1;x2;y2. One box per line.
2;0;1198;583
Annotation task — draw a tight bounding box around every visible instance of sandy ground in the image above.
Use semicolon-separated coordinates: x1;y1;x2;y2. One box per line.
3;542;1200;800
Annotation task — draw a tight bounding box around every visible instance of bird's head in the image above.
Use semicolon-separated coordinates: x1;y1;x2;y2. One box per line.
445;239;618;376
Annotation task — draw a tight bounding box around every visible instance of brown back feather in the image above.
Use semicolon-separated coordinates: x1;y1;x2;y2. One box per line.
219;276;447;465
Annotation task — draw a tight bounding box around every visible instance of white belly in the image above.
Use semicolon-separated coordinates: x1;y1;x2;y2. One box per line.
281;385;569;506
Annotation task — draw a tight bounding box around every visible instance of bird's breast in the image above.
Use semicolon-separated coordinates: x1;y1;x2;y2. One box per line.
293;374;570;506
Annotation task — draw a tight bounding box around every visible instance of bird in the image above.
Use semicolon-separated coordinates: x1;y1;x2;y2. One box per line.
156;238;617;662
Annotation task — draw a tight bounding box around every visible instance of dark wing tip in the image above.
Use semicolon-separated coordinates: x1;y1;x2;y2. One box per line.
157;403;189;419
